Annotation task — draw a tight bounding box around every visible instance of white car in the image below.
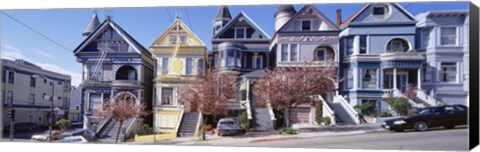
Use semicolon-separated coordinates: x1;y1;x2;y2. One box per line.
58;135;89;143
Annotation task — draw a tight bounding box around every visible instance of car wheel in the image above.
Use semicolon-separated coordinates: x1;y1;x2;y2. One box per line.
414;121;428;131
444;125;455;129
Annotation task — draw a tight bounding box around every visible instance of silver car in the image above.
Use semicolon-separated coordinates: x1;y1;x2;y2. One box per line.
217;118;240;136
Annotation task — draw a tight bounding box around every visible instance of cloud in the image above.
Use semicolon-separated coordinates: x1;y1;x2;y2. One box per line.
1;43;82;86
32;48;55;59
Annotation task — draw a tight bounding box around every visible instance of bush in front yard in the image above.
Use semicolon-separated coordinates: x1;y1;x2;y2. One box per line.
315;101;323;125
280;127;296;135
354;102;376;116
240;111;249;132
385;97;410;116
378;111;392;117
320;117;331;126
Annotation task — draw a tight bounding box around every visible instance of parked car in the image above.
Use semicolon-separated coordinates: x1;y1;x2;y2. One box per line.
59;128;91;139
381;104;467;132
217;118;240;136
58;135;89;143
31;130;62;141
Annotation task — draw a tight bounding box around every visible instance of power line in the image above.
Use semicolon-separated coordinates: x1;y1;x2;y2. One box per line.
165;8;173;21
183;7;194;32
0;11;72;52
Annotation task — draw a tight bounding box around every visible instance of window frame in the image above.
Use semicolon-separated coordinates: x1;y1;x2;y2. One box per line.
162;58;169;75
252;55;263;69
314;48;327;61
234;27;247;39
361;69;378;89
185;58;193;75
359;35;367;54
440;62;458;83
161;87;174;106
30;76;36;87
29;93;35;104
440;27;458;46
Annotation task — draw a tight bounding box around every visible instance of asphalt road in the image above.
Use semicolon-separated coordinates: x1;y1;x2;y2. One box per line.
222;127;469;151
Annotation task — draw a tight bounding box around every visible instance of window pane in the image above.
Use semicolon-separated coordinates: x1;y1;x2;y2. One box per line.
373;7;385;15
227;50;235;66
186;58;193;75
236;28;245;39
161;88;173;105
169;35;177;44
197;59;204;75
347;69;353;89
302;20;311;31
290;44;298;61
360;35;367;54
441;62;457;82
441;27;456;45
281;44;289;61
362;69;377;89
316;50;325;61
162;58;169;74
347;37;354;55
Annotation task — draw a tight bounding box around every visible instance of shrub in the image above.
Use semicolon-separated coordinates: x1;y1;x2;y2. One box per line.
378;111;392;117
280;127;296;135
315;102;323;125
385;97;410;116
320;117;331;126
240;111;249;132
354;102;376;116
56;119;71;132
138;124;151;135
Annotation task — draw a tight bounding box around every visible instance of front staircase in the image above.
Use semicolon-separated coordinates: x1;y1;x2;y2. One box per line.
328;102;357;125
177;112;200;137
250;108;274;131
97;118;135;142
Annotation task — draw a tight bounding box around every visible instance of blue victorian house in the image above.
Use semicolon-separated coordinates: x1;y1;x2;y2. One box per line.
73;14;154;141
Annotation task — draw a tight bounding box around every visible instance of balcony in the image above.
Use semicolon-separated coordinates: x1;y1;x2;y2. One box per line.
380;52;424;61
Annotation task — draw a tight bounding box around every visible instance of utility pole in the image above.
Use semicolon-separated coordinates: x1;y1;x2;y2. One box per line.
7;68;14;141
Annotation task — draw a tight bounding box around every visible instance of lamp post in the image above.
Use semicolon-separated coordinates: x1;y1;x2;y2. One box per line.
33;74;55;142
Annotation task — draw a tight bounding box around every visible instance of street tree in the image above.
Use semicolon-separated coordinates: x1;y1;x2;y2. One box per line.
178;69;239;140
56;119;71;132
253;63;337;127
93;92;148;143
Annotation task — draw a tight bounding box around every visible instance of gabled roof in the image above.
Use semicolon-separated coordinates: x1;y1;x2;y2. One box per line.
277;5;340;32
73;17;152;56
213;11;271;39
150;17;206;47
340;3;416;28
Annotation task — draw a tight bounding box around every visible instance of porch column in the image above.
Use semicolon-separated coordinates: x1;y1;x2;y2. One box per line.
353;68;359;89
353;35;360;55
393;68;397;89
417;68;422;89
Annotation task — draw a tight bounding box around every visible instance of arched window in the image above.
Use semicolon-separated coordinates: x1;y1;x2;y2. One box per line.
116;66;137;80
387;38;409;52
314;46;335;61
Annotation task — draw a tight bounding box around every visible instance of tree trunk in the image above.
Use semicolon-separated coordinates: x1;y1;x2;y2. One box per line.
202;116;208;140
286;106;292;128
115;121;123;143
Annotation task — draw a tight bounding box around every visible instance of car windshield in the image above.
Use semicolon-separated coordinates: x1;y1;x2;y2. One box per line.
219;121;234;125
416;108;435;115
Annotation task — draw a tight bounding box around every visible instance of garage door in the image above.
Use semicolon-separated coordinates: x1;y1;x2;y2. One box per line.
289;107;311;124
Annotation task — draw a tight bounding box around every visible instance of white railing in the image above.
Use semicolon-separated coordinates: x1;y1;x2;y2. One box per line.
174;110;185;134
382;89;395;98
245;101;253;120
125;118;143;138
319;95;335;126
335;95;359;124
416;90;445;106
267;103;276;121
194;113;203;137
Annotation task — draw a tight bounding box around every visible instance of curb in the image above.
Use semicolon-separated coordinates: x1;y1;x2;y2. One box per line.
250;136;302;143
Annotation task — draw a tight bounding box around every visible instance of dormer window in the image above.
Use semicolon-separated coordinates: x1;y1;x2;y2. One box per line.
235;27;246;39
372;4;389;18
301;20;311;31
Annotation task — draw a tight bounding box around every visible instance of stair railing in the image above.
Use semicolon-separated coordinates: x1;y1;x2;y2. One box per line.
335;95;359;124
96;117;113;136
175;109;185;135
318;95;335;126
125;118;143;139
416;90;445;106
194;113;202;137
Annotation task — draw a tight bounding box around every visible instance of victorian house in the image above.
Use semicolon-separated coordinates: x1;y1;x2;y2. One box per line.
150;17;206;137
270;5;349;125
74;14;154;141
209;6;274;131
415;10;469;106
338;3;428;116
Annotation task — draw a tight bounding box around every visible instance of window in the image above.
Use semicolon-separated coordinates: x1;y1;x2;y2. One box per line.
197;59;204;76
89;94;101;111
373;6;386;15
346;37;354;55
162;58;169;74
441;27;457;46
76;105;80;111
161;88;174;105
301;20;311;31
226;49;235;66
281;44;288;62
169;34;177;45
360;35;367;54
44;78;47;83
440;62;457;83
30;76;36;87
347;69;353;89
290;44;298;61
2;70;6;82
253;55;263;69
29;94;35;104
315;48;326;61
185;58;193;75
362;69;377;89
235;28;246;39
387;38;409;52
421;28;430;48
422;63;431;82
8;71;14;84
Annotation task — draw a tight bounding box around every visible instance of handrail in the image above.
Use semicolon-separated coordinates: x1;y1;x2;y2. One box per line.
336;95;359;124
125;117;142;138
175;109;185;134
267;103;276;120
319;95;335;126
96;117;111;134
416;90;445;106
194;113;202;137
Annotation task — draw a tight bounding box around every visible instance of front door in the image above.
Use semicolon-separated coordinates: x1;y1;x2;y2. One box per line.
396;74;408;92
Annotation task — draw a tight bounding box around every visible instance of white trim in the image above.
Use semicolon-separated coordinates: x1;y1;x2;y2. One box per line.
252;54;263;69
385;37;412;52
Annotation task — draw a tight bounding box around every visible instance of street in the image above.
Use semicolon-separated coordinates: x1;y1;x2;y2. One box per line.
213;127;469;151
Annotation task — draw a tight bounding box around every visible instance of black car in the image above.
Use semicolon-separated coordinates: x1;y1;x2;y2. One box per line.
381;104;467;132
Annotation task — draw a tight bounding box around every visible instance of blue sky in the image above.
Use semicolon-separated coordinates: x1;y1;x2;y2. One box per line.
0;2;468;86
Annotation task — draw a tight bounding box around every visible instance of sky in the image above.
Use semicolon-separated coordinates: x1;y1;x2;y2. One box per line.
0;2;469;87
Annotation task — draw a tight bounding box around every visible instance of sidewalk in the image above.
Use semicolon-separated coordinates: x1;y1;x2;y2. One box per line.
132;123;385;145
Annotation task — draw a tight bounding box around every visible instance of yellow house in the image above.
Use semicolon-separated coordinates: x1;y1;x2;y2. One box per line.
150;17;206;137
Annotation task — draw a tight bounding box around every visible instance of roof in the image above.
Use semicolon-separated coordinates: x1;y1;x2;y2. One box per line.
275;5;297;17
150;17;206;47
340;3;416;29
214;6;232;21
213;11;271;39
82;13;100;36
73;17;152;56
276;5;340;32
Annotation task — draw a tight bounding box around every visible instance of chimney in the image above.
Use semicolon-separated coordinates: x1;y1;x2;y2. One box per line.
336;9;342;26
